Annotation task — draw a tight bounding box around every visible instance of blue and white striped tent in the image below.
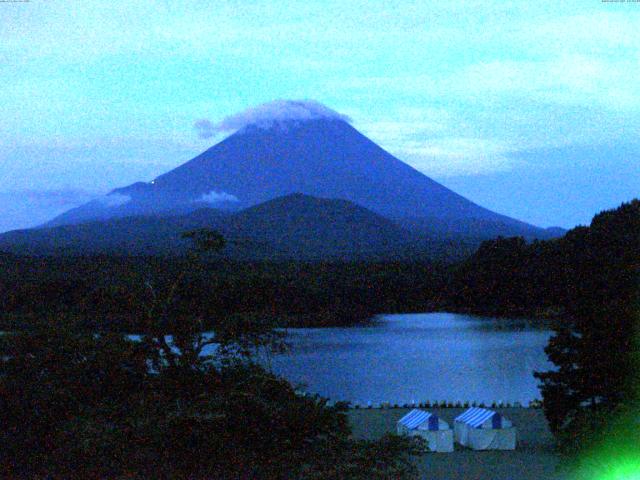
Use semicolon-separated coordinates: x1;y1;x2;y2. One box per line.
398;409;440;431
396;409;454;452
454;408;516;450
454;407;506;429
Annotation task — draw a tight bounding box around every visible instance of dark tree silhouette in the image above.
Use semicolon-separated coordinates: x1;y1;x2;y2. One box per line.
535;201;640;451
0;229;423;479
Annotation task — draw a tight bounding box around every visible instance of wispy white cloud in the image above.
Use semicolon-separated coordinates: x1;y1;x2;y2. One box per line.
0;189;97;208
456;54;640;109
340;50;640;112
199;190;239;204
356;107;458;141
518;12;640;53
395;138;518;177
98;193;131;207
193;119;216;139
355;109;513;177
0;189;99;233
0;138;197;193
333;8;640;178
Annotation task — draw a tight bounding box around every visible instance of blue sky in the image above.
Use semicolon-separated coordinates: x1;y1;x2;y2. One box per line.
1;0;639;232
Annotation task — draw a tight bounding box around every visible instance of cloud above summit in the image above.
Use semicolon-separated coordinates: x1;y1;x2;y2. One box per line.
194;100;351;136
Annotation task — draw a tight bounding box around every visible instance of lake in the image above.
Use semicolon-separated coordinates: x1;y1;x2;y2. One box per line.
267;312;554;405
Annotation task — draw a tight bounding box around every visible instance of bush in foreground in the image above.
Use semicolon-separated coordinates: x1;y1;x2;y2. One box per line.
0;316;421;479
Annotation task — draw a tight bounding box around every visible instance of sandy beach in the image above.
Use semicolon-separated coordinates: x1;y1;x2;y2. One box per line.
348;407;565;480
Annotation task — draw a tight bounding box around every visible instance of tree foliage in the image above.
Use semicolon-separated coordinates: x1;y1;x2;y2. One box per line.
534;201;640;452
0;256;446;331
448;200;640;453
0;230;422;479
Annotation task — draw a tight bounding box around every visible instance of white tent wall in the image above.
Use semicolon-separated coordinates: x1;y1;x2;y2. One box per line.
454;421;469;446
410;428;454;453
454;408;517;451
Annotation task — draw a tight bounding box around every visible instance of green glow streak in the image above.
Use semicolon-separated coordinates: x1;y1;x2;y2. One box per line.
570;453;640;480
578;414;640;480
593;460;640;480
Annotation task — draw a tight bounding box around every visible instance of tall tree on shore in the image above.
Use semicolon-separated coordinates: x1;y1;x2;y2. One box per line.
535;201;640;451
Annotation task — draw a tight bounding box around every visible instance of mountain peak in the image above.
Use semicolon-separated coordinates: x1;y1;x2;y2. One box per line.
46;102;552;241
215;99;351;133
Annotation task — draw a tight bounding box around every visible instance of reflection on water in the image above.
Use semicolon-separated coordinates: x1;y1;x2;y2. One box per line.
268;312;553;404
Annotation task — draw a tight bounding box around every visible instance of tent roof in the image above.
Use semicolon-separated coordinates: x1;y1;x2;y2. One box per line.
397;409;436;430
454;407;499;428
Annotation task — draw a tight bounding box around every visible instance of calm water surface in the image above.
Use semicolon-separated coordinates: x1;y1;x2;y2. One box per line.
267;312;553;405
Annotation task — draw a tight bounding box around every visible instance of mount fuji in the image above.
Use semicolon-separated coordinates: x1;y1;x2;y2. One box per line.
45;100;553;241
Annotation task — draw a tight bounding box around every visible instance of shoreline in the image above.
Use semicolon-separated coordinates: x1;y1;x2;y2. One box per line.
348;407;564;480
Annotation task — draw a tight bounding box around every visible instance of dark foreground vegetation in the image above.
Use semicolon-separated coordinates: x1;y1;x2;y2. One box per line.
0;316;423;479
0;233;423;479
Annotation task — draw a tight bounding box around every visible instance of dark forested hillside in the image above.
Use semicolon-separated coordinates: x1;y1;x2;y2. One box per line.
445;200;640;318
0;256;447;332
